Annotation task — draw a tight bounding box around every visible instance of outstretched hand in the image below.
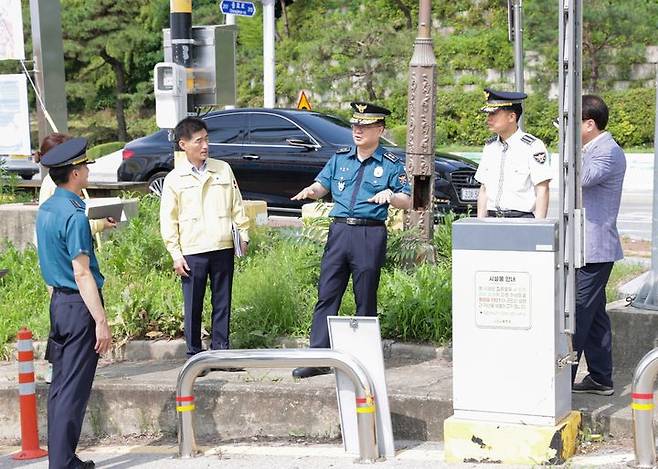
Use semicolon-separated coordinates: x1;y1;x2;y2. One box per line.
291;186;317;201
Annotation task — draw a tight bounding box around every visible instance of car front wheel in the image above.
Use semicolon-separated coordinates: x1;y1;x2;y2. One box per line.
147;171;169;197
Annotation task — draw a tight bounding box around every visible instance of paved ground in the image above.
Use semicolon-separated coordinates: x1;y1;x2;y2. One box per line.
0;438;640;468
0;346;644;450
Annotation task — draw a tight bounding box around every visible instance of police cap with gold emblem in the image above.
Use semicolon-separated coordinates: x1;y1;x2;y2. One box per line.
350;102;391;125
480;88;527;113
40;137;94;168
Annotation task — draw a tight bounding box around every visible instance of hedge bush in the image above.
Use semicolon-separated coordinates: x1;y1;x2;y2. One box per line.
87;141;125;160
387;88;656;149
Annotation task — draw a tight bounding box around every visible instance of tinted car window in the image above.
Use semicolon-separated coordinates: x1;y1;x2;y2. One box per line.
247;113;307;145
294;113;395;146
206;113;248;144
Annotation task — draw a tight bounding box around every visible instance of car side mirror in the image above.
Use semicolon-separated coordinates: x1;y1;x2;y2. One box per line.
286;138;316;150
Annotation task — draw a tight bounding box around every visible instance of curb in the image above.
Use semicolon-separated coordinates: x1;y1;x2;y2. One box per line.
29;338;449;363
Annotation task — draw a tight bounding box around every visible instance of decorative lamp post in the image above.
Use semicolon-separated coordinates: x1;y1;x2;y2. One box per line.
405;0;437;242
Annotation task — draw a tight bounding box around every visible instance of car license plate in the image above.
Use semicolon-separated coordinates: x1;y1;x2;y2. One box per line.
460;188;479;201
8;154;29;160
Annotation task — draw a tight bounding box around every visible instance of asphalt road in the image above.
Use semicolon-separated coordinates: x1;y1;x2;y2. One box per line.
548;190;653;241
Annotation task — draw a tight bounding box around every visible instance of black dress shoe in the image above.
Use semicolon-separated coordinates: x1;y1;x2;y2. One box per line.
292;367;332;379
74;456;95;468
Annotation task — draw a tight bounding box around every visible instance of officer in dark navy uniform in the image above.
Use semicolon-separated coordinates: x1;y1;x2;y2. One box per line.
36;138;112;469
290;102;412;379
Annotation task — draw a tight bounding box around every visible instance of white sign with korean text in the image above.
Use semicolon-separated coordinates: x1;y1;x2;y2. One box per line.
475;271;531;329
0;74;31;156
0;0;26;60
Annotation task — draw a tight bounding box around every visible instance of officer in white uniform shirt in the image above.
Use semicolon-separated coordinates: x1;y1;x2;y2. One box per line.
475;88;552;218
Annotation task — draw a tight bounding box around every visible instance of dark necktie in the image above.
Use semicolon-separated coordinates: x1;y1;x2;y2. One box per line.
349;162;367;215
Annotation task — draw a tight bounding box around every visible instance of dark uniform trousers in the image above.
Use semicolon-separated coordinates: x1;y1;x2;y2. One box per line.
310;222;387;348
572;262;615;387
182;248;234;356
47;289;100;469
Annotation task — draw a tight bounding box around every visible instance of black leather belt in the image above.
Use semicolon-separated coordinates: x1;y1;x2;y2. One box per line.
488;210;534;218
53;287;102;295
52;287;79;294
332;217;385;226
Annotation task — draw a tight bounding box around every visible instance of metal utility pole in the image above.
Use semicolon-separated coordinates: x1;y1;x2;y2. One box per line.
170;0;193;111
262;0;276;108
557;0;584;360
405;0;437;241
633;64;658;309
510;0;525;128
29;0;68;142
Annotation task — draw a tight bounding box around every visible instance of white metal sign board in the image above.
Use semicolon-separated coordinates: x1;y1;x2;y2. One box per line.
475;271;531;329
328;316;395;459
0;0;25;60
0;74;31;156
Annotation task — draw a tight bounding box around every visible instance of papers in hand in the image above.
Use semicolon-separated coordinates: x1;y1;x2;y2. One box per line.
85;197;125;222
232;224;244;257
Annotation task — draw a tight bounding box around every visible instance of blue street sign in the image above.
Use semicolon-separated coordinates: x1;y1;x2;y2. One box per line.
220;1;256;17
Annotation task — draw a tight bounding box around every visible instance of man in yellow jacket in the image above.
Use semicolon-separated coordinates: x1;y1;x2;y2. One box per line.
160;117;250;364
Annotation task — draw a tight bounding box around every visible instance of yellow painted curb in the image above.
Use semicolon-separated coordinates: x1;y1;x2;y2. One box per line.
444;411;581;465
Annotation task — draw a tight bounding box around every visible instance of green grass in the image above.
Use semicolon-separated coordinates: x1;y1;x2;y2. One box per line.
1;194;646;357
606;261;648;302
0;197;459;356
0;245;50;359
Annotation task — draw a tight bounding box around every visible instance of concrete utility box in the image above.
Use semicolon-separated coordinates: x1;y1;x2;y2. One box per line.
451;218;571;425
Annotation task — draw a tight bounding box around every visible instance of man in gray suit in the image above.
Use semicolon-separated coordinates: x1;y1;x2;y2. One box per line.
572;95;626;396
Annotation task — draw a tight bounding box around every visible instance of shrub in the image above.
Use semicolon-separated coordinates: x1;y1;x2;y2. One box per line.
379;263;452;343
0;245;50;359
603;88;656;148
407;88;655;149
0;195;461;354
87;141;125;160
230;240;320;348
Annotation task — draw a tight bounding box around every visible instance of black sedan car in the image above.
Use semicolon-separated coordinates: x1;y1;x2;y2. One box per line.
0;154;39;180
118;109;479;214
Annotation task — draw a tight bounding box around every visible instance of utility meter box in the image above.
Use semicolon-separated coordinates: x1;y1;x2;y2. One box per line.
451;218;571;426
163;25;237;108
154;62;188;129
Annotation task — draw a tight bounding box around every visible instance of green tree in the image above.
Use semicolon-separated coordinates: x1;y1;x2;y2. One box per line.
526;0;658;93
61;0;164;141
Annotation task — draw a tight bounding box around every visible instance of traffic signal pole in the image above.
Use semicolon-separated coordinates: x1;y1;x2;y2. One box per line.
170;0;193;112
511;0;524;129
262;0;276;108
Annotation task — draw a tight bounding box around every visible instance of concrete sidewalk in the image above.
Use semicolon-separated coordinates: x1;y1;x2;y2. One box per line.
0;336;640;446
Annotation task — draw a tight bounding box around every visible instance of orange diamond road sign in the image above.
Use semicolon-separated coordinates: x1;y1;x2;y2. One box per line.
296;90;312;111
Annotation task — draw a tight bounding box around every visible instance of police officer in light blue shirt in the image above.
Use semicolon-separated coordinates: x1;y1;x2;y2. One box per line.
290;102;411;379
36;138;111;469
